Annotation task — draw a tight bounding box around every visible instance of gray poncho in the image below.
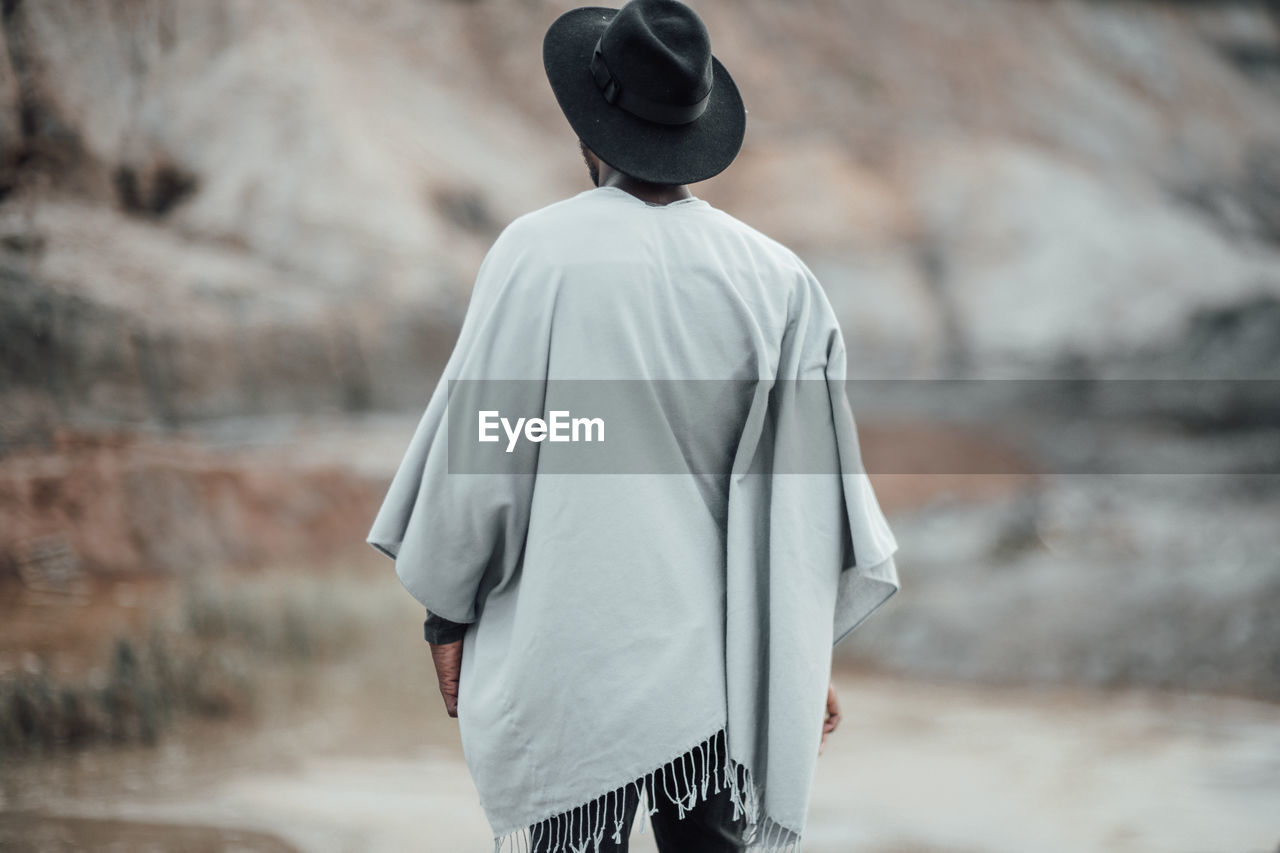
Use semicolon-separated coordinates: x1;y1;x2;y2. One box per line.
367;186;900;852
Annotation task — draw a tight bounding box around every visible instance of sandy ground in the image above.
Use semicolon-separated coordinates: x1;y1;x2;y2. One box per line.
2;664;1277;853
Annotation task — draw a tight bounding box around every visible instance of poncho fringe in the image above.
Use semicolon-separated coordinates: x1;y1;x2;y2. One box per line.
490;724;802;853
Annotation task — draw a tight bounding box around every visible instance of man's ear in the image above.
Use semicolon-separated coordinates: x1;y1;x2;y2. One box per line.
578;139;602;187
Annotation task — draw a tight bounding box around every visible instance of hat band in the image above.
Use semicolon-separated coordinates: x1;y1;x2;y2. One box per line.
589;43;711;126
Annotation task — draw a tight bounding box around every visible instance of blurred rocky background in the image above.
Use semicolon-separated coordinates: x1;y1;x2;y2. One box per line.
1;1;1278;851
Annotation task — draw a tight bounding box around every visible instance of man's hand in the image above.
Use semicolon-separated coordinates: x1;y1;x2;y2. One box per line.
429;639;464;718
819;680;841;756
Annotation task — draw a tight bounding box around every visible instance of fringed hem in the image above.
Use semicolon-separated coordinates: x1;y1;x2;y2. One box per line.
490;726;802;853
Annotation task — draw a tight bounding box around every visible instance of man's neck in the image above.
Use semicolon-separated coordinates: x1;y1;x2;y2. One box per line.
599;172;692;206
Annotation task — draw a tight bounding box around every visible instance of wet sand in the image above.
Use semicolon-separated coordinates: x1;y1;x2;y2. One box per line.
3;661;1277;853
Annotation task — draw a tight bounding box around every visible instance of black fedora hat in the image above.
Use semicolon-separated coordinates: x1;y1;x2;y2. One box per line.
543;0;746;186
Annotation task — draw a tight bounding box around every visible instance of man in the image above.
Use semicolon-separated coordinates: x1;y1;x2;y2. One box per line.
366;2;901;852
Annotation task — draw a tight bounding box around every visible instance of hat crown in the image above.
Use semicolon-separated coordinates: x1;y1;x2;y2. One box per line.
597;0;713;110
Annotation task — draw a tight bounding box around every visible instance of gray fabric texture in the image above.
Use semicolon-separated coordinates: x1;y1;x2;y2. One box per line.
366;186;900;852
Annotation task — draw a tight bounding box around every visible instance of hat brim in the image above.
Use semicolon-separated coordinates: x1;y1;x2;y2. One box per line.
543;6;746;186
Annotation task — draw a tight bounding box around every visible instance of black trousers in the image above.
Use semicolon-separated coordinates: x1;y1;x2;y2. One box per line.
527;729;749;853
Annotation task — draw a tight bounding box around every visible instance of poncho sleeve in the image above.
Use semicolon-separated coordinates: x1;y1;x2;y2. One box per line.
721;252;901;835
826;324;902;646
722;256;902;845
365;221;553;625
824;302;901;644
728;257;901;650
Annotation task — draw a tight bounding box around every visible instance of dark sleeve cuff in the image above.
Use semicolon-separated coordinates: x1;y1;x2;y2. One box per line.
424;610;470;644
